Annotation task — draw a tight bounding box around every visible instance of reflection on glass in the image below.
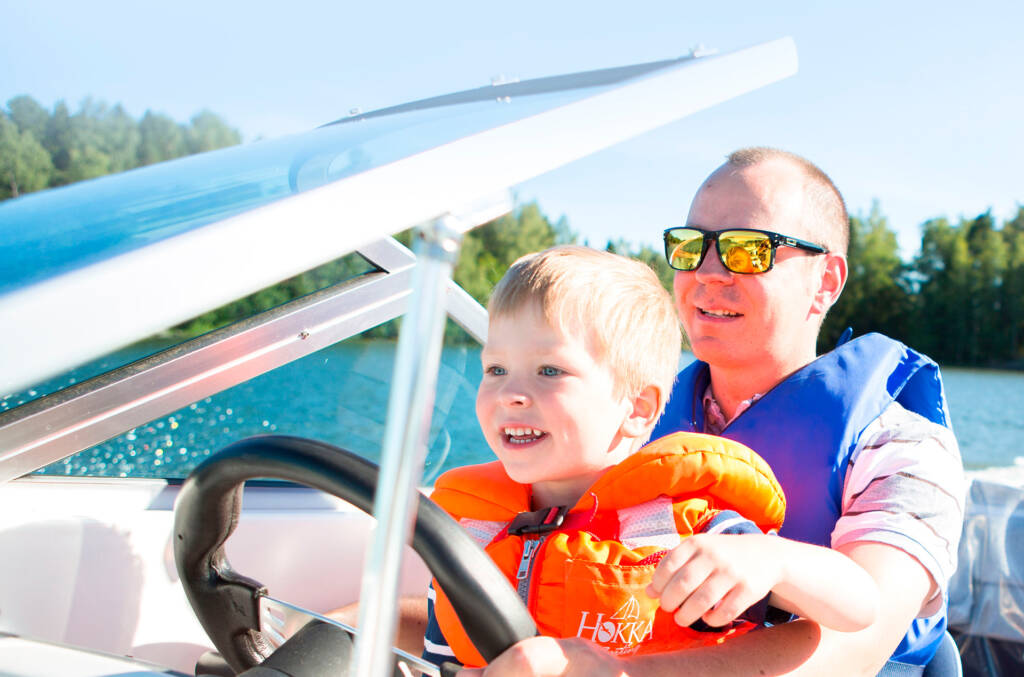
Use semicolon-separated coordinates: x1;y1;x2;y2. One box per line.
0;251;375;407
0;80;627;296
0;339;179;414
33;319;491;483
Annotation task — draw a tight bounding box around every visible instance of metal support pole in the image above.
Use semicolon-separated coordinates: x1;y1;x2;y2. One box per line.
352;215;462;677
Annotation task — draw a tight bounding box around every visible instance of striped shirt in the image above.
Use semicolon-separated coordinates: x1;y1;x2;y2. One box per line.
833;400;965;616
422;583;455;668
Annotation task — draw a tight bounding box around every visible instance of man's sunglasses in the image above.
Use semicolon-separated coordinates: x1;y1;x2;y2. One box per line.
663;227;828;274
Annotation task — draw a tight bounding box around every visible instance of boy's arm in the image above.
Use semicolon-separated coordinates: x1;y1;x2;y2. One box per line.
646;531;878;632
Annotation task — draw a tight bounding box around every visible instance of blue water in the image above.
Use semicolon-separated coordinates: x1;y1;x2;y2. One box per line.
27;340;489;482
941;366;1024;470
22;341;1024;481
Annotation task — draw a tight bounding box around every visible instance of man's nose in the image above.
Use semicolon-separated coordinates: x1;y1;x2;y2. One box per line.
694;244;733;282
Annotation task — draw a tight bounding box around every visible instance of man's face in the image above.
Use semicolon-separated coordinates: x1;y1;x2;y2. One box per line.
673;161;829;377
475;303;632;503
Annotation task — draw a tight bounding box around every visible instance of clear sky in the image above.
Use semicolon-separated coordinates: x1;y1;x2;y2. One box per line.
3;0;1022;258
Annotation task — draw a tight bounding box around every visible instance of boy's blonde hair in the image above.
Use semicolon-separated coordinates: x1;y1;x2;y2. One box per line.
488;245;681;419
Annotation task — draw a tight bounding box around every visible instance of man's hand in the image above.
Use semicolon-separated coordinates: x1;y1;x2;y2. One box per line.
456;636;626;677
647;533;781;628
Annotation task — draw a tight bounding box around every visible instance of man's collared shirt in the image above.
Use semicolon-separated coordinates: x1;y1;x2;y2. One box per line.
702;385;762;435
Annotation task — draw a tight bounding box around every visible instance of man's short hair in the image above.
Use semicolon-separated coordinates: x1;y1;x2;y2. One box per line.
727;147;849;255
488;245;681;415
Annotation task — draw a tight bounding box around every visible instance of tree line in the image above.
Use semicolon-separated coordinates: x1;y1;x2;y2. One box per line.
3;96;1022;368
0;95;240;200
821;202;1024;368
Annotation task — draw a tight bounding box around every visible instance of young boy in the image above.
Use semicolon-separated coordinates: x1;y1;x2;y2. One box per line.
423;246;878;668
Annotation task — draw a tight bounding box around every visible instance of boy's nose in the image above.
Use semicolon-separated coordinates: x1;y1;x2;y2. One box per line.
503;391;530;407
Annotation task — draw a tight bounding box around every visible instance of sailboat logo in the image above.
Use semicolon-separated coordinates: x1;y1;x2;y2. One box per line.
611;595;641;621
575;594;653;648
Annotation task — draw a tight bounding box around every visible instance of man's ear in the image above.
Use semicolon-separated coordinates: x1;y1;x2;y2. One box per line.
620;384;662;440
812;253;848;316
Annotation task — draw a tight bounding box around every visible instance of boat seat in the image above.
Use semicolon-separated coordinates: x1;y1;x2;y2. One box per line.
879;632;962;677
922;631;962;677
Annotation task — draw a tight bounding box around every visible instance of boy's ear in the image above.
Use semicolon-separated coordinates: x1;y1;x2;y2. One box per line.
620;384;662;439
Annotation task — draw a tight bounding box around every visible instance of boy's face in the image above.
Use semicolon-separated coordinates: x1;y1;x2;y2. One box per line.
476;302;635;505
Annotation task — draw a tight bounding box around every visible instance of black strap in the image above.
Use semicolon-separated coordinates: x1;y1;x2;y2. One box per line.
507;505;570;535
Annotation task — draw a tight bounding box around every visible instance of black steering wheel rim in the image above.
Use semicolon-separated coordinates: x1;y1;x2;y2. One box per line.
173;434;536;674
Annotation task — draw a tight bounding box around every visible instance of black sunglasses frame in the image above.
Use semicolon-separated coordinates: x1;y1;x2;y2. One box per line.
663;226;828;274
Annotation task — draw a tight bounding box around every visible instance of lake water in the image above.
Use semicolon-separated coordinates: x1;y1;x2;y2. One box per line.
23;340;1024;482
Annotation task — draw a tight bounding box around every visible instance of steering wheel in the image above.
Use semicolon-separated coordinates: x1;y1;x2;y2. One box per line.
173;435;537;676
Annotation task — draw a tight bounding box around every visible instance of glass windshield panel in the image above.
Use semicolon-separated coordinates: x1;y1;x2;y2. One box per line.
32;319;489;484
1;251;375;408
0;58;691;297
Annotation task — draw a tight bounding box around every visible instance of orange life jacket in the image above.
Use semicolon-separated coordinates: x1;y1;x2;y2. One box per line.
429;432;786;666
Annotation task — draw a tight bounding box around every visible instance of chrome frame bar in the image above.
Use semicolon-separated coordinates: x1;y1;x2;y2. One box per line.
445;277;488;344
353;216;462;677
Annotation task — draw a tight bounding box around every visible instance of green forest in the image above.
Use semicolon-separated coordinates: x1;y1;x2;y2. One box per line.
0;95;240;199
3;96;1023;368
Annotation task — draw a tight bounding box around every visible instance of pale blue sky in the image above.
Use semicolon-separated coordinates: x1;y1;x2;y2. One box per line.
3;0;1022;258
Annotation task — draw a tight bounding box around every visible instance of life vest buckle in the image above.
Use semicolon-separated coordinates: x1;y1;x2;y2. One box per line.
507;505;570;535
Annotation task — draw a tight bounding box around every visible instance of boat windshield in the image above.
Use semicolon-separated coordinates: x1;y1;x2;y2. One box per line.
1;251;375;408
30;319;488;483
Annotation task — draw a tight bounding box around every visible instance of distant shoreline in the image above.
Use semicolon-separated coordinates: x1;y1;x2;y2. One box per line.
942;359;1024;373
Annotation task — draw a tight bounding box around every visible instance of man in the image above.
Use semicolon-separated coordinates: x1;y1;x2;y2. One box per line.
461;148;965;676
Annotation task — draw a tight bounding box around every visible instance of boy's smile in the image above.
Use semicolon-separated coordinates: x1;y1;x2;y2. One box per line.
476;302;637;508
503;427;547;445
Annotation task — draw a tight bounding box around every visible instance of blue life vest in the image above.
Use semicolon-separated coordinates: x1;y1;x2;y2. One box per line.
652;332;953;665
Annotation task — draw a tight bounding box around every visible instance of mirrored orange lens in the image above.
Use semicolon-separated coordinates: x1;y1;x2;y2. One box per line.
718;232;772;273
666;229;705;270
